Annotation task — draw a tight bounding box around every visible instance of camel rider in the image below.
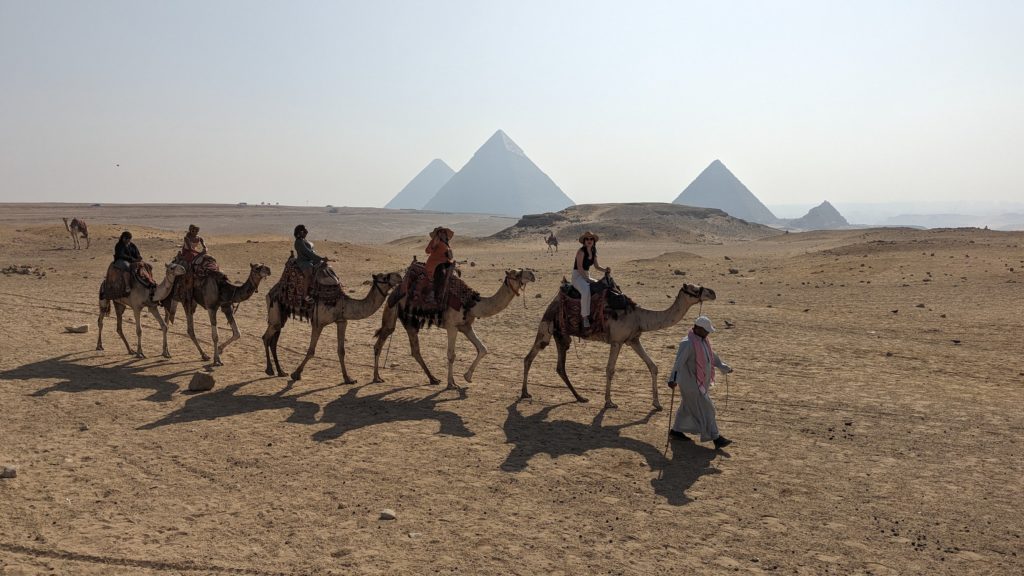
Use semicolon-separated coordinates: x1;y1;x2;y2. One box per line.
667;315;734;449
573;231;610;329
425;226;455;299
178;224;208;267
112;231;154;289
294;224;332;295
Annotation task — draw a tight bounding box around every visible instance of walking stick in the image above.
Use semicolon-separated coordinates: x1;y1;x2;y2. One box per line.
724;372;730;413
665;386;676;444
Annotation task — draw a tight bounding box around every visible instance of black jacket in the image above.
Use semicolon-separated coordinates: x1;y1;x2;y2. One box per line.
114;240;142;263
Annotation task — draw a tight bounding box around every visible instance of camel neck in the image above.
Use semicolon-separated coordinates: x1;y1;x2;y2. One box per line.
470;279;518;319
333;282;388;320
634;290;697;333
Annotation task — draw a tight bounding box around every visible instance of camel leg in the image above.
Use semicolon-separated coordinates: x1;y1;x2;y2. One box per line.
460;325;487;384
604;342;624;409
521;321;553;399
262;302;287;376
185;304;210;362
336;320;357;384
444;327;461;390
132;306;146;358
114;303;132;354
627;338;661;410
291;320;327;381
208;307;222;366
217;304;241;356
148;305;171;358
554;335;587;403
406;326;440;386
96;301;108;351
370;305;398;383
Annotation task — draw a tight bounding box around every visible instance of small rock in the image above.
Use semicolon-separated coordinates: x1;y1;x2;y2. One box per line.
188;372;216;392
1;466;16;479
64;325;89;334
534;293;542;298
885;352;893;357
469;261;476;267
724;320;735;329
940;314;946;318
891;310;899;314
724;256;732;261
78;423;89;432
728;300;736;304
728;268;739;274
380;508;397;520
915;303;925;308
673;269;686;276
951;340;961;345
803;308;810;313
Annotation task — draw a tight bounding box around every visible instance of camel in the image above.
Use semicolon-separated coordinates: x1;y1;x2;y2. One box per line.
521;281;715;410
62;217;89;249
263;271;403;383
544;232;559;253
371;268;536;390
165;263;272;366
96;262;185;358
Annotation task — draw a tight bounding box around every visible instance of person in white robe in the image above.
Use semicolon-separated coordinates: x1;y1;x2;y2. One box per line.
667;315;734;449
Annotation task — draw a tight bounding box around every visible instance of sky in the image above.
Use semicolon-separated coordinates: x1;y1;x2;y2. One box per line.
2;0;1023;209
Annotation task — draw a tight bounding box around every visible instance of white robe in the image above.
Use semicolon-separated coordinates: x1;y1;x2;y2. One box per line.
668;336;732;442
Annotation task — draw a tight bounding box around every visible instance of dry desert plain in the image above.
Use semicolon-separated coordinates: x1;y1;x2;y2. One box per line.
1;204;1022;575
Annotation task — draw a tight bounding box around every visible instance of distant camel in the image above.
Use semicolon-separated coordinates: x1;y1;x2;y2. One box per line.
545;232;559;253
263;271;403;383
97;262;185;358
371;269;536;389
63;218;90;249
522;281;715;409
165;263;272;366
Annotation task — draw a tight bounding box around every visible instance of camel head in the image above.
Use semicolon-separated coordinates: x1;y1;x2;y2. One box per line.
680;283;716;303
249;263;272;283
372;271;403;293
505;268;536;294
166;262;187;278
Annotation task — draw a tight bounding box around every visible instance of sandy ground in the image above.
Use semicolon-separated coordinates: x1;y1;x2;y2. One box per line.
1;205;1022;575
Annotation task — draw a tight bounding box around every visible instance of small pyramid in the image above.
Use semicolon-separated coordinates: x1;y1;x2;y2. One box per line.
385;159;455;209
422;130;574;216
673;160;778;225
789;201;849;230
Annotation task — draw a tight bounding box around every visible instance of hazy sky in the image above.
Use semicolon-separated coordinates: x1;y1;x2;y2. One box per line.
2;0;1022;208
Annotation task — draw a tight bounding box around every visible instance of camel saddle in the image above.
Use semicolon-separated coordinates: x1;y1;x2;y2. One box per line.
555;275;636;337
392;261;480;329
171;253;223;303
99;261;156;300
267;254;343;321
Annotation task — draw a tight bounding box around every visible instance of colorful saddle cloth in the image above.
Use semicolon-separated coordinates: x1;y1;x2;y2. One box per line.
392;261;480;329
267;255;343;321
171;253;223;303
555;277;636;337
99;262;155;300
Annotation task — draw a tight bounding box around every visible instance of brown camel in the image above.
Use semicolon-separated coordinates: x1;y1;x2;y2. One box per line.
63;217;90;249
165;263;272;366
263;271;403;383
97;262;185;358
371;269;536;390
521;281;715;409
544;231;559;253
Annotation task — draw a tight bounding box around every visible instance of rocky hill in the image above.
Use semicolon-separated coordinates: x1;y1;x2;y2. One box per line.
491;202;780;243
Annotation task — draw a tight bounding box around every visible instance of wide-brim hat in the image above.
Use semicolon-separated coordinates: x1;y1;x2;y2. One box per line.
430;226;455;240
578;231;599;243
694;315;716;333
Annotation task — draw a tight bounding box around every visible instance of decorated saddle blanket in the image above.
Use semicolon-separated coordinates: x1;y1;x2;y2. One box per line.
99;262;155;300
555;278;636;337
392;261;480;329
171;254;224;303
267;255;343;321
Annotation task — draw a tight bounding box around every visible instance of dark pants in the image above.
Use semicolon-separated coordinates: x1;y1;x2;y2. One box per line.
433;263;451;300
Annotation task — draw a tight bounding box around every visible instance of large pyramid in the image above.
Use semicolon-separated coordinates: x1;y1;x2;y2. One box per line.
385;159;455;209
788;200;849;230
422;130;574;216
673;160;778;225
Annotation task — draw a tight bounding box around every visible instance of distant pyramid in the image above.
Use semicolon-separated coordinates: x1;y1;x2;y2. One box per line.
385;159;455;209
789;201;849;230
673;160;778;225
422;130;575;216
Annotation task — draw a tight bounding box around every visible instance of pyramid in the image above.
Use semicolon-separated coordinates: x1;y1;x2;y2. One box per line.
673;160;778;225
385;159;455;209
788;201;849;230
422;130;574;216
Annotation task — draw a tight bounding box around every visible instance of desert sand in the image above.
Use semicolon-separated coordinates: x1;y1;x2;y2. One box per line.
1;204;1022;575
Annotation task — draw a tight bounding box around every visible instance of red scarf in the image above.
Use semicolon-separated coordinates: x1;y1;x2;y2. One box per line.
688;329;715;394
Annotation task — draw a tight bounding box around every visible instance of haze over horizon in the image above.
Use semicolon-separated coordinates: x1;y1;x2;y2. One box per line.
2;1;1022;209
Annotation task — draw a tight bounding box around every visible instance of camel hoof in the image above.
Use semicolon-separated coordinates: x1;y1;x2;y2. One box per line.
520;392;532;400
653;403;663;411
446;383;462;391
135;352;146;359
370;377;385;384
343;378;357;385
290;372;301;381
201;355;211;362
96;346;104;351
265;368;275;376
161;352;171;359
463;374;473;383
213;360;223;367
429;379;441;386
276;371;286;378
604;401;618;409
577;397;590;404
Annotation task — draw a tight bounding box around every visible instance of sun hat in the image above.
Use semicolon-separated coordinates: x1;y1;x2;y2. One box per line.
578;231;599;243
694;315;716;333
430;226;455;240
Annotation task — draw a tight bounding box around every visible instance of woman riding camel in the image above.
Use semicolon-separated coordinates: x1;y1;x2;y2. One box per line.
293;225;330;294
112;231;153;289
178;224;208;266
572;231;610;329
425;226;455;298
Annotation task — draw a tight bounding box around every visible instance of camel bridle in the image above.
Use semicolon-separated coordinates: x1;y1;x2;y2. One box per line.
371;276;391;298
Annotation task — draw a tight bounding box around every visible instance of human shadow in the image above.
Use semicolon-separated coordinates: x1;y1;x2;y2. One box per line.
312;384;473;442
1;352;188;403
138;378;325;430
501;401;722;505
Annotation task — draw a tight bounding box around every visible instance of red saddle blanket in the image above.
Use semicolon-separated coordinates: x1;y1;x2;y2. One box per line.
556;290;610;337
267;257;343;321
99;262;155;300
172;254;223;303
393;262;480;328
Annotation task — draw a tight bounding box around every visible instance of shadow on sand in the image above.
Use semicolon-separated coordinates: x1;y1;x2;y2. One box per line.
312;384;473;442
1;352;191;402
501;401;723;505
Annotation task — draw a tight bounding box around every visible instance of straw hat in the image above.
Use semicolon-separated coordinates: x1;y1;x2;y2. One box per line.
578;231;599;243
430;226;455;240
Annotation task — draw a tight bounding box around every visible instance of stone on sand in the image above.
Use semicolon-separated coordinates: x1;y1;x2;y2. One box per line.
1;466;16;479
188;372;216;392
380;508;397;520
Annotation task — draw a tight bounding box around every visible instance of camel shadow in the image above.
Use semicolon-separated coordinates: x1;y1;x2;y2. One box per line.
1;352;188;403
313;384;473;442
138;378;325;430
501;402;722;505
